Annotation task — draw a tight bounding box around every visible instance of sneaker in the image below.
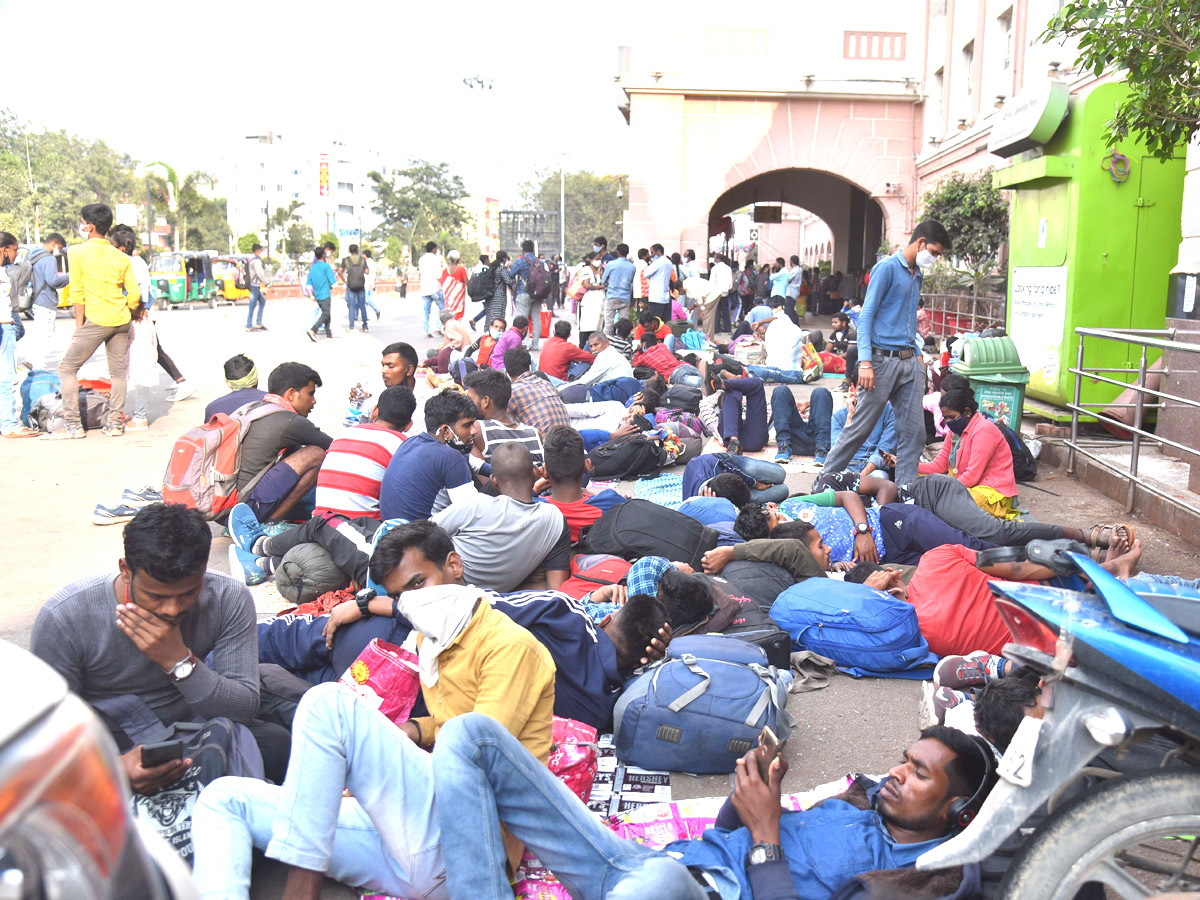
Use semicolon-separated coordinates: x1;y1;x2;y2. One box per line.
43;426;85;440
246;326;255;332
255;324;268;331
126;417;149;431
172;381;197;402
122;485;163;506
92;503;141;525
228;502;268;554
374;307;381;321
726;437;742;456
919;682;970;729
774;445;793;463
934;651;1010;690
102;424;125;437
361;324;369;333
228;543;269;586
306;330;318;342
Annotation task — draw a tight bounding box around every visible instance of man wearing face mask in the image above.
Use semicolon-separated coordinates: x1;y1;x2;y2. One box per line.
819;220;951;486
379;389;480;521
20;232;69;371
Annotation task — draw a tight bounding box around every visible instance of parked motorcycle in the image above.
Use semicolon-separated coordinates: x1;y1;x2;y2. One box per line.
917;540;1200;899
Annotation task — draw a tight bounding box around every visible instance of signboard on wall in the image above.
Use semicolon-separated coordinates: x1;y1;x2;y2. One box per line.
988;81;1069;158
1009;265;1068;389
753;205;782;224
319;154;329;197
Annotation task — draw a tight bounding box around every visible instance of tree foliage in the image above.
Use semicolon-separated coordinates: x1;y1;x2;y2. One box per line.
236;232;259;254
319;231;339;255
523;170;625;262
1044;1;1199;159
920;169;1009;290
183;197;232;252
367;160;470;258
286;222;315;259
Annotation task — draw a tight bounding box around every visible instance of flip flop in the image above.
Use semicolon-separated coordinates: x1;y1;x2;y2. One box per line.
1088;523;1137;548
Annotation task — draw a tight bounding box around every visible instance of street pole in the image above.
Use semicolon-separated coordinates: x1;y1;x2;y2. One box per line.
146;178;153;254
559;157;565;260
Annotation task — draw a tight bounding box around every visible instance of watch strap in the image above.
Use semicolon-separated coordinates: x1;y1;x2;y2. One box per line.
746;841;783;866
170;652;198;682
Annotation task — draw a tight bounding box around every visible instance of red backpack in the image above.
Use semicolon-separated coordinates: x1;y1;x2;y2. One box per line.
162;401;285;520
557;554;633;601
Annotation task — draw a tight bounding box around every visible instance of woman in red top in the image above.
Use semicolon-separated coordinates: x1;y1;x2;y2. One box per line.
919;387;1018;518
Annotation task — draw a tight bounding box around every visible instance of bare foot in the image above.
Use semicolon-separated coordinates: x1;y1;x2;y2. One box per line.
1105;530;1130;563
1101;539;1143;580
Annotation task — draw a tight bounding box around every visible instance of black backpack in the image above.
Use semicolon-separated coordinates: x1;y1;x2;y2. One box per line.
588;435;667;481
526;258;551;301
468;266;496;302
994;420;1038;482
343;255;368;291
719;595;792;669
715;561;796;613
579;499;719;569
660;384;701;414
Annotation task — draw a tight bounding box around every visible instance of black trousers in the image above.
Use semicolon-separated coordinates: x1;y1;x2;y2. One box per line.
156;343;183;382
313;297;332;335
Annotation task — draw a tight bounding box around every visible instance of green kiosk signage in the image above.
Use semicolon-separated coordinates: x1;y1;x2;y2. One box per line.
991;81;1184;412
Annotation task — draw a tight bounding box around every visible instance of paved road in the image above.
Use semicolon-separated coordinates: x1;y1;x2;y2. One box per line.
3;293;1195;898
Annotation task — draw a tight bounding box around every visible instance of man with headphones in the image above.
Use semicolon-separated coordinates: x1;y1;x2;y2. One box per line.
427;717;996;900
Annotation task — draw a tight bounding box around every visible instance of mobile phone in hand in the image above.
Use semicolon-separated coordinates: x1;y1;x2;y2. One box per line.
755;726;781;782
141;740;185;768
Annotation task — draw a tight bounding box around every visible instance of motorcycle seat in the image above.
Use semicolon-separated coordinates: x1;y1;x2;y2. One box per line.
1127;578;1200;638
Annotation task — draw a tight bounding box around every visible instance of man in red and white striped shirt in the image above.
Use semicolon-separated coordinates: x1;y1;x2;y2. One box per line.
314;386;415;519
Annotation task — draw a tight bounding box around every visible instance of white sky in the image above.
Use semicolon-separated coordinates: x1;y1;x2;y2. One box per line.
3;0;652;203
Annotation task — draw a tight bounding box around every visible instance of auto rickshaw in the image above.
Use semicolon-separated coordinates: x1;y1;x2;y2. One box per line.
16;244;73;310
213;255;252;304
150;251;216;309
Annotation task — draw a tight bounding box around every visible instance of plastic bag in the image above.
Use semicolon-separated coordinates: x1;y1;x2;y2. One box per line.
338;638;420;725
548;716;598;803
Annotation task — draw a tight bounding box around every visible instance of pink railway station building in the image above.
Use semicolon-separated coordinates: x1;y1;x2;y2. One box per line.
614;1;1094;275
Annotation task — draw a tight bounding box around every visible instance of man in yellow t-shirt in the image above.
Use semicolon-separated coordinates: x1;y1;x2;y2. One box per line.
51;203;141;439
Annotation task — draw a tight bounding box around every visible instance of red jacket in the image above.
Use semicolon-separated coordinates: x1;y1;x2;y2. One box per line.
537;337;595;379
632;342;684;380
919;412;1017;497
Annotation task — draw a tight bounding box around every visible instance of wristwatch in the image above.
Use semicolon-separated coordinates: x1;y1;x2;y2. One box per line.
168;652;197;683
855;521;872;535
355;588;376;618
746;842;783;866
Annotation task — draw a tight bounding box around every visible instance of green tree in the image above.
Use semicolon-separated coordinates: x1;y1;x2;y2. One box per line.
523;170;624;262
919;169;1009;292
184;197;232;252
236;232;259;253
268;200;305;259
286;222;315;259
367;160;470;254
319;231;339;255
1044;0;1199;159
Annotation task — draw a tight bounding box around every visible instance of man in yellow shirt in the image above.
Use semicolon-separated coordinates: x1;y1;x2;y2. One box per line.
192;520;556;900
51;203;141;439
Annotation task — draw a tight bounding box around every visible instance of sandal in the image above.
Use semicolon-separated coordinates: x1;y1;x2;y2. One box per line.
1087;523;1137;548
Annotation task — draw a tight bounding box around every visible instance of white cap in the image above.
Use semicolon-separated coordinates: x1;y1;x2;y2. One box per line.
447;249;461;261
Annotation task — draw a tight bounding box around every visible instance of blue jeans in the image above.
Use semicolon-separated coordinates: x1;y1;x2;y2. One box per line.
589;376;643;404
748;364;808;385
722;453;789;503
718;375;768;452
1137;573;1200;591
245;286;265;327
670;364;701;387
365;288;380;315
771;385;832;456
191;683;446;900
1;323;19;431
422;290;445;333
579;428;611;452
566;359;592;381
433;713;707;900
346;289;367;327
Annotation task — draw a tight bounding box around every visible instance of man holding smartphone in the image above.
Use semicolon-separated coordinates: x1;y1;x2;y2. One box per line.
30;503;288;792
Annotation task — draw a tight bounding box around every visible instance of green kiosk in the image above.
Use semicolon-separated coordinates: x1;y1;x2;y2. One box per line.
990;81;1184;417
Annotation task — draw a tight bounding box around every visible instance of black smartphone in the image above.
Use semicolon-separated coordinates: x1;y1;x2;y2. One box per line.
141;739;185;768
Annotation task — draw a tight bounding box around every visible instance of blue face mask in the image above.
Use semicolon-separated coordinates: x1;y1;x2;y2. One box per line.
945;415;969;435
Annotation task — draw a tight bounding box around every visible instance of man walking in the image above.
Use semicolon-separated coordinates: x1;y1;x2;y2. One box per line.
362;248;381;321
601;243;634;335
509;240;546;351
22;232;69;369
418;241;445;337
820;220;951;486
246;243;268;332
339;244;370;333
52;204;142;439
305;245;338;342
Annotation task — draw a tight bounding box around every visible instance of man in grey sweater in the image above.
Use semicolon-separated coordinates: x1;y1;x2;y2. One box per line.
30;503;289;790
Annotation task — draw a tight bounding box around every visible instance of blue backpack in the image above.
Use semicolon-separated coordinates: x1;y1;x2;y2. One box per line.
771;579;938;679
20;368;59;428
612;634;793;773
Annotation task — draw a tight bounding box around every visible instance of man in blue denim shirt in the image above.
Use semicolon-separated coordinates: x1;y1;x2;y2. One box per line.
601;243;635;335
432;719;992;900
821;221;950;487
509;240;545;350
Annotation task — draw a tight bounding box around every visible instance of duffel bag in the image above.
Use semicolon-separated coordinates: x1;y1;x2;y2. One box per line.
612;634;793;773
717;596;792;669
579;499;718;570
660;384;701;413
588;435;667;481
770;578;937;679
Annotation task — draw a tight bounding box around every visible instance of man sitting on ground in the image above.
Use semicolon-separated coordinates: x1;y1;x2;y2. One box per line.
204;354;266;420
608;316;635;360
538;424;626;540
463;367;544;465
237;362;332;522
431;718;995;900
312;385;415;520
631;332;684;381
564;330;635;389
505;346;574;438
380;390;479;521
538;319;595;381
347;342;427;430
30;504;289;788
490;315;529;372
192;521;556;900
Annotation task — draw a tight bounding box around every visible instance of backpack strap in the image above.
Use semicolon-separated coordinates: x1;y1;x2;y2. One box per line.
664;654;711;712
90;693;173;745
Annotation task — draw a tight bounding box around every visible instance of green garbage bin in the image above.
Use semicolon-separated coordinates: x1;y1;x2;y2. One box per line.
950;336;1030;429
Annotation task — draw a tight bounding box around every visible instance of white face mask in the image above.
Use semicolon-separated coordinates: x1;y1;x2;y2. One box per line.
79;223;90;238
915;248;937;269
592;245;602;253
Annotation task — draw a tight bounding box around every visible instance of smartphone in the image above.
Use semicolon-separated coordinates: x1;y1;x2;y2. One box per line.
755;726;781;782
141;739;185;768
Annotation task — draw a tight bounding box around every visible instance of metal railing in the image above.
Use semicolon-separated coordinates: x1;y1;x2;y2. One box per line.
1066;326;1200;514
921;292;1006;336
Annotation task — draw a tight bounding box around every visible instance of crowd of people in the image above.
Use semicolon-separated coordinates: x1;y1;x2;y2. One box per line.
16;205;1178;900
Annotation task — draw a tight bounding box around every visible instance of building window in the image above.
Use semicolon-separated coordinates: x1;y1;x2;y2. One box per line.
998;8;1013;72
962;40;975;101
844;31;906;60
276;184;283;191
338;204;354;215
260;185;266;191
337;181;354;192
928;66;945;140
